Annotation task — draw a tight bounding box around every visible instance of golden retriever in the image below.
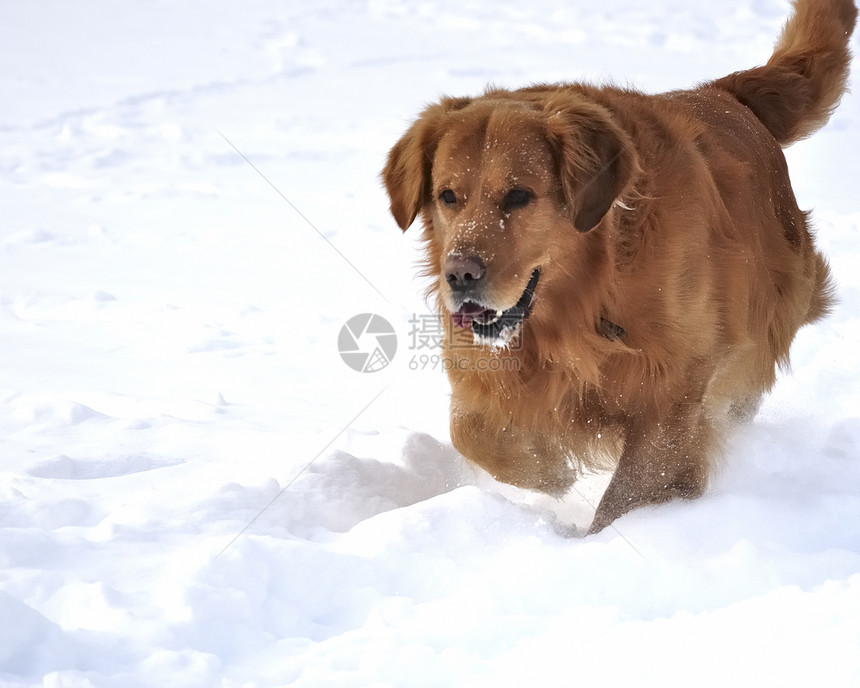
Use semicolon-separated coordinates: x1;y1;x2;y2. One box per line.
382;0;856;532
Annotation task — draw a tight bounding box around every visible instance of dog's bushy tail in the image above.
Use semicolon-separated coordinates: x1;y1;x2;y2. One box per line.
712;0;857;146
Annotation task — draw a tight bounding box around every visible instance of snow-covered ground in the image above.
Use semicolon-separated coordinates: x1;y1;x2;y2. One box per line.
1;1;859;685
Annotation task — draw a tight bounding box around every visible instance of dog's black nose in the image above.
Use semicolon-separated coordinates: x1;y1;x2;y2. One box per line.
445;255;485;292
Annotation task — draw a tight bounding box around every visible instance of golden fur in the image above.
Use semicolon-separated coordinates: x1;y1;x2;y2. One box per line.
382;0;856;531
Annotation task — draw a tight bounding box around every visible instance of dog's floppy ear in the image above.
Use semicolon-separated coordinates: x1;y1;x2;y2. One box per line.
544;98;639;232
382;97;471;231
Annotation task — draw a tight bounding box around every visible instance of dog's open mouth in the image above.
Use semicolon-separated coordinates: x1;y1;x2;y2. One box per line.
451;268;541;342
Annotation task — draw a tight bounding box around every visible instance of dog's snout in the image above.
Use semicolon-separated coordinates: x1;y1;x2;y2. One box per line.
445;255;485;292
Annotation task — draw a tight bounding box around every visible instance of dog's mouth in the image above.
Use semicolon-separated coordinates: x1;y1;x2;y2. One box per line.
451;268;541;342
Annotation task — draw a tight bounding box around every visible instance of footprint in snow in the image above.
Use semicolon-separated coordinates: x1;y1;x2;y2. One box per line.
28;453;184;480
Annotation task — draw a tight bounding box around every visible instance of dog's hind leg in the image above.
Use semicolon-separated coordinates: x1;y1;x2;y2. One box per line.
728;395;763;424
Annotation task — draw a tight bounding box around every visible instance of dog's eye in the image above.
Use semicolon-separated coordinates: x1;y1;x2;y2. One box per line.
502;188;534;212
439;189;458;206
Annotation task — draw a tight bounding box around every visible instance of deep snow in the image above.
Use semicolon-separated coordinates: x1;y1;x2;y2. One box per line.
1;1;859;686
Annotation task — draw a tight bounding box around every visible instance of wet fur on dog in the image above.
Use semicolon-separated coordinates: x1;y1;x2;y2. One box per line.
382;0;856;531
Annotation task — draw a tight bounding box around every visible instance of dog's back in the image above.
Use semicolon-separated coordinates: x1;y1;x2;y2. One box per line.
702;0;856;353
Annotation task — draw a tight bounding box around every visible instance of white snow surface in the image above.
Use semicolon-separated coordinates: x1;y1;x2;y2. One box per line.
2;1;860;686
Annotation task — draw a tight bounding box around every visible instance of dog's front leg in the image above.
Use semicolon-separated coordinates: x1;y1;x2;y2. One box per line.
450;404;577;497
589;404;713;533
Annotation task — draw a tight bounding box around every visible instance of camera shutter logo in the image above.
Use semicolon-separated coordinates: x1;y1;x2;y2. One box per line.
338;314;397;372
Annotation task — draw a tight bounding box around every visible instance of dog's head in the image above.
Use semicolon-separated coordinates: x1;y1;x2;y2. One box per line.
383;89;638;347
